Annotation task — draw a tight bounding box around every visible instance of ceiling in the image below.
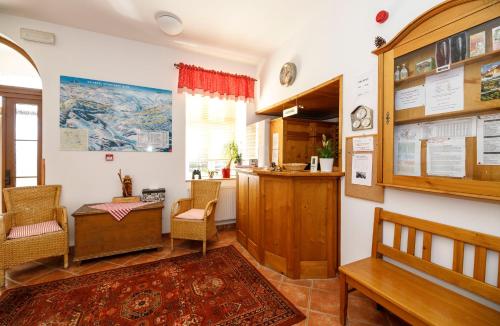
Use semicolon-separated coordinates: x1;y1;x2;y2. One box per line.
0;0;326;65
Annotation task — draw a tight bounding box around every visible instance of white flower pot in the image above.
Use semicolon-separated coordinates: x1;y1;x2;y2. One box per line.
319;158;334;172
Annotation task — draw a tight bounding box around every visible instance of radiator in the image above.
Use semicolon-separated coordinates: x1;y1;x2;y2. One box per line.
215;182;236;223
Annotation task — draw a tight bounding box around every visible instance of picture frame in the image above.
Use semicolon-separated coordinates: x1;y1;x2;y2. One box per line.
435;39;451;72
450;32;467;63
415;57;435;74
493;26;500;51
310;156;318;172
469;31;486;57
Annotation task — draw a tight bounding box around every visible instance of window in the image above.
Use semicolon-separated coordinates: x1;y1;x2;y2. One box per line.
186;94;255;178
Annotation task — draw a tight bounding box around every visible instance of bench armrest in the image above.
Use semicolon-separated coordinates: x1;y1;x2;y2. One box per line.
171;198;192;218
54;207;68;231
0;212;14;242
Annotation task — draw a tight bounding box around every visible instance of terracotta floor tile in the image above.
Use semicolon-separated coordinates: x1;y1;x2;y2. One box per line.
310;288;339;315
126;253;162;266
313;278;339;292
6;262;54;284
73;261;122;275
25;269;76;285
0;278;23;294
101;252;144;266
278;283;310;308
258;266;284;282
283;277;313;288
308;311;341;326
296;307;309;326
347;296;386;325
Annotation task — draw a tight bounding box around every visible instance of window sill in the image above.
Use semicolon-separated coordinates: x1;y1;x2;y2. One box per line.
185;177;236;182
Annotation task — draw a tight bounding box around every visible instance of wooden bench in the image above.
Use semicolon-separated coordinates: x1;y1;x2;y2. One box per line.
339;208;500;326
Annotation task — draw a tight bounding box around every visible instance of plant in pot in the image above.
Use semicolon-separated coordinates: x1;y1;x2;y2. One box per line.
222;141;239;178
317;134;336;172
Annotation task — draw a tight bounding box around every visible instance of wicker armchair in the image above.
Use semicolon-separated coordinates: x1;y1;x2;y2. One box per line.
170;180;221;255
0;185;69;287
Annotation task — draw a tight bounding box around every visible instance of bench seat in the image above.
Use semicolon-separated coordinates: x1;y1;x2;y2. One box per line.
340;257;500;326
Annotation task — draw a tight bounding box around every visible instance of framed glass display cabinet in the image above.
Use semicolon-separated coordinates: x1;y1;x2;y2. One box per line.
375;0;500;201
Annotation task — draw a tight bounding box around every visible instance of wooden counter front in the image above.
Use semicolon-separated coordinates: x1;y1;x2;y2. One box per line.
236;169;342;279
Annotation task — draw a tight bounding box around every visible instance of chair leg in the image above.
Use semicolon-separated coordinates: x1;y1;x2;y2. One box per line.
339;271;348;326
0;269;4;287
203;241;206;256
64;254;69;268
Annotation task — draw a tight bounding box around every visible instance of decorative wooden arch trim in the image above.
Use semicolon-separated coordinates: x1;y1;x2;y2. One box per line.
0;34;39;72
372;0;499;55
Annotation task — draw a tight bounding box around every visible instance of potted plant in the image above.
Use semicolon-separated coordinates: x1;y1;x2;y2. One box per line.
317;134;336;172
222;141;239;178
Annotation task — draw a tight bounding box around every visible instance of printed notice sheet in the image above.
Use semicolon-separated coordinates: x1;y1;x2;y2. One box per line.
422;117;476;139
426;137;466;177
425;66;464;116
477;114;500;165
60;128;88;151
394;124;422;176
353;136;374;151
395;85;425;110
352;153;372;186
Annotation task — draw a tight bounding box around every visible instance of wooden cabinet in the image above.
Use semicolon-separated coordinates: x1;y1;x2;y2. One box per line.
72;202;163;262
270;118;338;166
375;0;500;201
236;169;341;279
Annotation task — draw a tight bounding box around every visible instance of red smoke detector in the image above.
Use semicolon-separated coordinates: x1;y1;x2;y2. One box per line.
376;10;389;24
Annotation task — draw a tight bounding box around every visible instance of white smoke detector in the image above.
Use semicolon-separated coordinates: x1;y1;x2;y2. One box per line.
156;11;183;36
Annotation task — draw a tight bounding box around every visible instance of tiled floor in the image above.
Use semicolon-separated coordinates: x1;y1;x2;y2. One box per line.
1;230;406;326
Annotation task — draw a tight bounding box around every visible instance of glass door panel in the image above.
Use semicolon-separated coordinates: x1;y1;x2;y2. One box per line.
3;97;41;188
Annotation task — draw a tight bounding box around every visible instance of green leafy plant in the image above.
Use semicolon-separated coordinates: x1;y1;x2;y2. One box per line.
317;134;337;158
224;140;239;168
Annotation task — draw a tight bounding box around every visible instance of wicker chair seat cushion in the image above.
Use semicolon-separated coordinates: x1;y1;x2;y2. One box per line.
7;220;62;240
175;209;205;220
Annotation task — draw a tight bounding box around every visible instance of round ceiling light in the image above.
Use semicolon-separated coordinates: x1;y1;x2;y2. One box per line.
156;11;183;36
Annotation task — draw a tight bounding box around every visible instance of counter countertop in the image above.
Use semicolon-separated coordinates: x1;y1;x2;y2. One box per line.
237;168;344;177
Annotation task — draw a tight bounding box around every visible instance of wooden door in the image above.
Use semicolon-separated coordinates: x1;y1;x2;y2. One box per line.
2;95;42;189
284;120;310;163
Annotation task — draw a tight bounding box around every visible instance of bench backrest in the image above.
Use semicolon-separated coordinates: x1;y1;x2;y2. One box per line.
372;208;500;304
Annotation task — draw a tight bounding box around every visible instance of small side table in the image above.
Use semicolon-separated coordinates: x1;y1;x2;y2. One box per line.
72;202;163;263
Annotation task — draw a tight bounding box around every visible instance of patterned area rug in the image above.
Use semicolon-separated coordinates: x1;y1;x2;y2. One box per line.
0;245;305;325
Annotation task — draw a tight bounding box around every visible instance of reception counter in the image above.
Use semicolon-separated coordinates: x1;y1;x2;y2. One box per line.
236;168;343;279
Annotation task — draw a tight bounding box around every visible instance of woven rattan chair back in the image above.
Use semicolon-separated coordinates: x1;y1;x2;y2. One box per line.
3;185;61;227
191;180;221;209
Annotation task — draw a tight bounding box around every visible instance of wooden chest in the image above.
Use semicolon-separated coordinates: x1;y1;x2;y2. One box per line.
72;202;164;262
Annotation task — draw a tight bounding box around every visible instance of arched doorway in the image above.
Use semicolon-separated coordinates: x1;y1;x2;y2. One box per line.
0;35;43;190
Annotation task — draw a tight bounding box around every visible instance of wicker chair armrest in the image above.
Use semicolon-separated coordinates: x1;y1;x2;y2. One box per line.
54;207;68;230
171;198;192;218
203;199;218;220
0;212;14;241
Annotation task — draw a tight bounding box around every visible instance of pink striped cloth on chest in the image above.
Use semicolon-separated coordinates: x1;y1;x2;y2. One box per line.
89;202;149;221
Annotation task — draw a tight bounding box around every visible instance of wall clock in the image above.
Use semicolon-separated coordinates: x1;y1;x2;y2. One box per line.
351;105;373;131
279;62;297;86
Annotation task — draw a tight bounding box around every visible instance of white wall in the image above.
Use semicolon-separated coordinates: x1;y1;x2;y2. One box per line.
258;0;500;309
0;14;257;242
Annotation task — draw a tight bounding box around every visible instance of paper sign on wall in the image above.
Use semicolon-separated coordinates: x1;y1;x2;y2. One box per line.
477;114;500;165
425;66;464;115
351;153;372;186
426;137;466;177
353;136;374;151
395;85;425;110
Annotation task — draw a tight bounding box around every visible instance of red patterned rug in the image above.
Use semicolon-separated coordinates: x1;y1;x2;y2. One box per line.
0;245;305;325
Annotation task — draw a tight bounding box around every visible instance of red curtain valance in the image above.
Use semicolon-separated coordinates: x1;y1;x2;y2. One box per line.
177;63;255;101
